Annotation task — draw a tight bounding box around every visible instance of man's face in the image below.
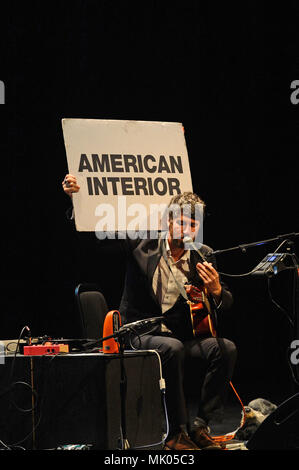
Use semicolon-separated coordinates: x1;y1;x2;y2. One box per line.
168;214;200;247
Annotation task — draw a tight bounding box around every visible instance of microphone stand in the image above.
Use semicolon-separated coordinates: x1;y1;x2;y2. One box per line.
94;328;131;450
118;333;130;450
97;323;161;450
211;232;299;256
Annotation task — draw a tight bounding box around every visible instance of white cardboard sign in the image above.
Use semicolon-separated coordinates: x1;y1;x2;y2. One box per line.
62;119;193;235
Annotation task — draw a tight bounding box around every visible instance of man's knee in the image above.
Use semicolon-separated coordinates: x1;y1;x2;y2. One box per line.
159;337;185;364
209;338;237;364
217;338;237;369
222;338;237;356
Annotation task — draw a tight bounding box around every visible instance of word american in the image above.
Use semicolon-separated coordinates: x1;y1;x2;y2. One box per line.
79;153;184;196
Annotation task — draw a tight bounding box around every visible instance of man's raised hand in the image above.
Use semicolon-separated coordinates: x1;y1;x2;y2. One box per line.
62;174;80;197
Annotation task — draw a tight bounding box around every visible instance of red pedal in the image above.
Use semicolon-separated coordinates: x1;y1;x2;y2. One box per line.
23;344;60;356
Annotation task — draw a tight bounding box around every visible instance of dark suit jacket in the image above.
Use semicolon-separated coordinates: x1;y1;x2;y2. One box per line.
67;207;233;340
119;234;233;340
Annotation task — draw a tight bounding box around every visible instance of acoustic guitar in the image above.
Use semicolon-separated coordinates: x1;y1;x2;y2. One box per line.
185;284;216;337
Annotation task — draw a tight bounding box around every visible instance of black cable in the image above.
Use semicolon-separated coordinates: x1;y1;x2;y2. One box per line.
9;325;31;382
267;277;294;327
128;326;159;350
218;239;289;278
8;351;64;448
8;326;38;413
4;341;18;354
0;325;39;450
1;330;69;449
9;381;38;413
286;344;299;388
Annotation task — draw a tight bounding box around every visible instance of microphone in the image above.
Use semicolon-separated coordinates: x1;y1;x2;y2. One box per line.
183;236;206;262
118;316;164;333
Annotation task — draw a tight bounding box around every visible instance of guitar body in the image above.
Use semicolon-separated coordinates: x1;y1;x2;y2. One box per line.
187;288;216;337
162;284;217;341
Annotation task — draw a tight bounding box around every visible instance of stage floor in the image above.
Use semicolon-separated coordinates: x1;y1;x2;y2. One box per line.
186;397;247;450
209;403;248;450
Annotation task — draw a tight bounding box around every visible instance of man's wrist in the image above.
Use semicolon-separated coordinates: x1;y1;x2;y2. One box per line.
212;287;222;307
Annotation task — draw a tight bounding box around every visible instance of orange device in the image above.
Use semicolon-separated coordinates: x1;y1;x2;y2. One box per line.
102;310;122;354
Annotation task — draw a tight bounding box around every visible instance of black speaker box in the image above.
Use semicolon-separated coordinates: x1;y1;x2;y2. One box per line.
0;351;163;450
246;393;299;450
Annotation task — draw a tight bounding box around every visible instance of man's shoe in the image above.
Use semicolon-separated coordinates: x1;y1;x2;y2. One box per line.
164;431;201;451
191;426;222;450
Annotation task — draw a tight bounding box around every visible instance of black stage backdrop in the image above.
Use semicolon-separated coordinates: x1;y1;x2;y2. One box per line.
1;1;299;405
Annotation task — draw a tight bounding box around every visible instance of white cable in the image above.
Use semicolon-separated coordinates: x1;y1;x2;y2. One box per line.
130;348;169;449
143;349;165;392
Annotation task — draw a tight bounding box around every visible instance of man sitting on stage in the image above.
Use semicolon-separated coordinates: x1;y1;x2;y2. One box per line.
63;174;237;451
